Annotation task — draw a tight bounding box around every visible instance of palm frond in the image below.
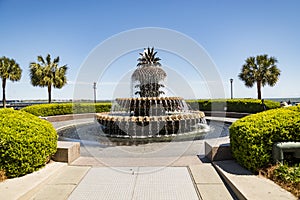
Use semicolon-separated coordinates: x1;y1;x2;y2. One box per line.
46;54;51;65
53;56;60;64
37;56;45;64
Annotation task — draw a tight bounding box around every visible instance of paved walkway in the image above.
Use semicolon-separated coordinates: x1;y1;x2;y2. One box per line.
0;116;296;199
51;118;96;130
51;118;233;199
4;162;232;200
68;167;200;200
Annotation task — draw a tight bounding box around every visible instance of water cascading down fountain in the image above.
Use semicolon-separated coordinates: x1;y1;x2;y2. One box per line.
96;47;206;138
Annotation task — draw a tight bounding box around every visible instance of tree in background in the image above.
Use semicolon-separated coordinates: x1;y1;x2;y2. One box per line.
239;54;281;99
0;56;22;108
29;54;67;103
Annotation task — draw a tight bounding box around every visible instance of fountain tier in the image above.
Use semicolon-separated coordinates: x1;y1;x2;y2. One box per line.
96;97;206;138
115;97;187;116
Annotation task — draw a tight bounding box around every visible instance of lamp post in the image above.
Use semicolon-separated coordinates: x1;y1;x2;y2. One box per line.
93;82;97;103
230;78;233;99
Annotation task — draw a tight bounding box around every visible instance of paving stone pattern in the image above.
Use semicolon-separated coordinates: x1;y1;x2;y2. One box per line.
68;167;200;200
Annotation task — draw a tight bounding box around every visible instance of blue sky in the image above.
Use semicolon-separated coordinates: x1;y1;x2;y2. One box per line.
0;0;299;100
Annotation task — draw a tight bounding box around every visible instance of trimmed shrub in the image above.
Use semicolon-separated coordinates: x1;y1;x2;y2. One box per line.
0;109;57;178
230;105;300;172
21;103;111;117
187;99;280;113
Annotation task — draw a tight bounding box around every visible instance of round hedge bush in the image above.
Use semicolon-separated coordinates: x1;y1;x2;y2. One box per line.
0;109;57;178
230;105;300;172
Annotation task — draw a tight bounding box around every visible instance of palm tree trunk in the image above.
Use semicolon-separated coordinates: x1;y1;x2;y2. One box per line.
48;84;52;103
257;81;262;99
2;79;6;108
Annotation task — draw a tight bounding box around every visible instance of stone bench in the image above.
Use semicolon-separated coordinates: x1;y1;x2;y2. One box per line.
273;142;300;163
52;141;80;164
205;140;233;162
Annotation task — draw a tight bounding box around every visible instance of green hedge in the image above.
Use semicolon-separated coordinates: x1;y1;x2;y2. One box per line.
0;109;57;178
22;100;279;117
21;103;111;117
187;99;280;113
230;105;300;172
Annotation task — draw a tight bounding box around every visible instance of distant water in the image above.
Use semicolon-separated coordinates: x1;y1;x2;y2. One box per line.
266;98;300;104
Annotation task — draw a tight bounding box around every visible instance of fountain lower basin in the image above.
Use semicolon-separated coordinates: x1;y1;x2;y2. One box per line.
96;111;206;138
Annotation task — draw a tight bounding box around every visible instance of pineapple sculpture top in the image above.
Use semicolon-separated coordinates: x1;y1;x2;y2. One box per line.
132;47;167;97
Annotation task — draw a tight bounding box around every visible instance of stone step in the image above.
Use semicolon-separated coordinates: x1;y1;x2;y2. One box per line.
52;141;81;164
213;160;297;200
189;164;233;200
0;162;66;200
204;138;233;162
21;166;90;200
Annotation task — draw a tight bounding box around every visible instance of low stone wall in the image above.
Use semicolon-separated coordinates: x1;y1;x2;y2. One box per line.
44;113;95;122
205;138;233;162
52;141;80;164
204;111;249;118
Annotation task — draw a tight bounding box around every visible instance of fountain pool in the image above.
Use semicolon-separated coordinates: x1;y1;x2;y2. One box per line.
58;119;230;146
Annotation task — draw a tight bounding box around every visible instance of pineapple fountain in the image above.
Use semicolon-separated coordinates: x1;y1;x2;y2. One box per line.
96;47;206;138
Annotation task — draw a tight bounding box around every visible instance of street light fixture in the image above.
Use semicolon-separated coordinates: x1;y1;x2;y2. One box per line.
230;78;233;99
93;82;97;103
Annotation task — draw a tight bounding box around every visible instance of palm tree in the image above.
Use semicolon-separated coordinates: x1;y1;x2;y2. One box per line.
239;54;281;99
29;54;67;103
132;47;166;97
0;56;22;108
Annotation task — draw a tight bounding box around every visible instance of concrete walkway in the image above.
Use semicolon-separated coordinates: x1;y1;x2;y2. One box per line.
1;163;233;200
68;167;200;200
0;116;296;199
